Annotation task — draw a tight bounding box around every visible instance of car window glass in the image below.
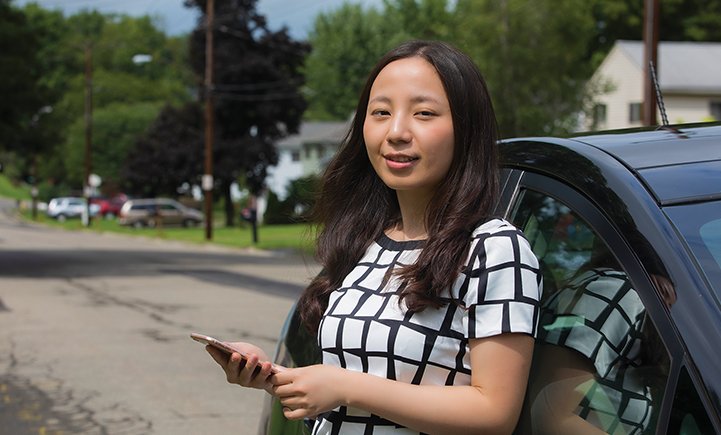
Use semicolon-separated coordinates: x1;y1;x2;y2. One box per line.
161;204;177;210
511;189;670;435
665;202;721;302
668;367;715;435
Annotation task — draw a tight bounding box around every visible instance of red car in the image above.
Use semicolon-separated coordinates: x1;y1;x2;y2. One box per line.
98;194;128;218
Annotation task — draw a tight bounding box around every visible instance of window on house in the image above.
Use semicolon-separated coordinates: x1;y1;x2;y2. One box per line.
629;102;643;123
711;102;721;121
304;144;311;159
593;104;607;126
291;150;300;162
317;144;326;159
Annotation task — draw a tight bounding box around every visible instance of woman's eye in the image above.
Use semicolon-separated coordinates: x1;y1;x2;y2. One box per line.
371;110;390;116
417;111;436;117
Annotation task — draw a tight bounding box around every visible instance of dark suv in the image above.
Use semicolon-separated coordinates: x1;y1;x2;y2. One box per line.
259;123;721;435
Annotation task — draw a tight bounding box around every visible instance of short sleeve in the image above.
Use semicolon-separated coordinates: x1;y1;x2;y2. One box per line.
538;269;646;378
458;219;542;340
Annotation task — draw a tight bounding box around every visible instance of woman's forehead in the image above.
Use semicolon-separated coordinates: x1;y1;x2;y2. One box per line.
369;58;448;102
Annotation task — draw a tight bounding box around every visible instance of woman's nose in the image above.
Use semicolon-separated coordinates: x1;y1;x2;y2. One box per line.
387;115;412;144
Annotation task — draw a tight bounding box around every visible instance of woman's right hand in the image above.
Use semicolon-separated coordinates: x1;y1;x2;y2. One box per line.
205;342;281;394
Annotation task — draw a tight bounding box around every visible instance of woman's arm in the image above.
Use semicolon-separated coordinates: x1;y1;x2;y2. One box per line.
272;332;534;435
526;344;608;435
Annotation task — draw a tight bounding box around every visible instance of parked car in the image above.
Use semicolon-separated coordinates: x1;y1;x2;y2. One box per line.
98;194;128;218
117;198;203;228
258;123;721;435
46;197;91;222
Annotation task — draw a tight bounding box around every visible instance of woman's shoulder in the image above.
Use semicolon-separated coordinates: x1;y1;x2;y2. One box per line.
468;217;537;266
471;217;523;238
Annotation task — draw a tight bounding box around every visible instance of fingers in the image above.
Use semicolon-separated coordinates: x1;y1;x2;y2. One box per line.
205;346;272;389
281;405;315;421
206;345;230;366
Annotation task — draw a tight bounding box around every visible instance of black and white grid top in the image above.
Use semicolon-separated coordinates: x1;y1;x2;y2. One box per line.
538;268;652;435
312;218;542;435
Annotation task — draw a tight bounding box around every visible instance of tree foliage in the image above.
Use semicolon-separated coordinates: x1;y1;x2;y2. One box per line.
182;0;310;225
0;5;196;198
302;0;721;138
588;0;721;64
123;103;204;198
456;0;597;137
303;3;410;120
0;0;46;150
264;174;320;224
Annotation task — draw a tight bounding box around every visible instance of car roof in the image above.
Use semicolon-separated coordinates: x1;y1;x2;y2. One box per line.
502;122;721;206
570;122;721;168
126;198;175;204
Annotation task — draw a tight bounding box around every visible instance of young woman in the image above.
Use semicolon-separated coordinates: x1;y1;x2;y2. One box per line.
207;40;542;435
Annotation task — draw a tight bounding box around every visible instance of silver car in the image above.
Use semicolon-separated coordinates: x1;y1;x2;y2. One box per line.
46;197;88;222
117;198;204;228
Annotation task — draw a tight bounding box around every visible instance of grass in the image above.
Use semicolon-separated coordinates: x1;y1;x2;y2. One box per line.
0;174;31;200
17;209;316;254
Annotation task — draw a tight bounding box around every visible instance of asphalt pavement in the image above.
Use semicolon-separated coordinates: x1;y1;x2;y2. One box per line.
0;197;320;435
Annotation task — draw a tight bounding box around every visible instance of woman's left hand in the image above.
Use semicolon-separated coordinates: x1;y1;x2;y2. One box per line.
270;364;348;420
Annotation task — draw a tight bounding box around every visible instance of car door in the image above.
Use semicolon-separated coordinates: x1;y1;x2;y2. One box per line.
160;203;183;225
504;171;717;435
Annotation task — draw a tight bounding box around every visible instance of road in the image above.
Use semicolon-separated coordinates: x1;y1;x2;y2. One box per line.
0;198;320;435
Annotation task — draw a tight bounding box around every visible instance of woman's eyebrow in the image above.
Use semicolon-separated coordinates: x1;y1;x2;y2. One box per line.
368;95;391;105
368;95;444;105
410;95;443;105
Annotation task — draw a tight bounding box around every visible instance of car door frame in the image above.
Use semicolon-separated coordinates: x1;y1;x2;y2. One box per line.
499;168;690;435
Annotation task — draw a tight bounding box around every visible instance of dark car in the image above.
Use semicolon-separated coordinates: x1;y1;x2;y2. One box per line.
258;123;721;435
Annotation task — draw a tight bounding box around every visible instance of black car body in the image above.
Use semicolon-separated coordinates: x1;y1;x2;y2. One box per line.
259;123;721;435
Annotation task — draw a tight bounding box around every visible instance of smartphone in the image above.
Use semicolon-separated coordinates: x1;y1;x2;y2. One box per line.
190;333;280;374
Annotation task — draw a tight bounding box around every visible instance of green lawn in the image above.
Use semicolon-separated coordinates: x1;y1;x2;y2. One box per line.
0;174;31;200
18;210;316;254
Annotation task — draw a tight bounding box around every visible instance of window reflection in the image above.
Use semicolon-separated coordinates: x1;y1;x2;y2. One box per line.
512;190;670;435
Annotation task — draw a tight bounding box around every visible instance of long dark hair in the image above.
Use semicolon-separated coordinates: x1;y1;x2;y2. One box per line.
299;40;500;334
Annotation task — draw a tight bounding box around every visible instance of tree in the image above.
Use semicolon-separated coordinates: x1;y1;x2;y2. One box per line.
185;0;310;226
264;174;320;224
123;103;204;198
587;0;721;65
64;101;164;186
303;3;410;120
456;0;597;137
0;0;45;150
57;12;195;192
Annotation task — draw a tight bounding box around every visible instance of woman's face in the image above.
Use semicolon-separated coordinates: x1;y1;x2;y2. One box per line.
363;57;455;200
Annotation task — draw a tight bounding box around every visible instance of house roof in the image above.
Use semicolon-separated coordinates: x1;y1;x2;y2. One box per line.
615;40;721;94
276;120;352;149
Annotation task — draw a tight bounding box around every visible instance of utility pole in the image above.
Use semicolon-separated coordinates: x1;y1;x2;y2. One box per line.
84;42;93;226
203;0;215;240
643;0;660;126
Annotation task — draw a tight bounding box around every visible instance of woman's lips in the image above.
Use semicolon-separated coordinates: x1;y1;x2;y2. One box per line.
384;154;418;169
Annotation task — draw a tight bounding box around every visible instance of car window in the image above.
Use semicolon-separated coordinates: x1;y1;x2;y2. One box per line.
511;189;670;435
161;204;178;210
664;202;721;303
668;367;715;435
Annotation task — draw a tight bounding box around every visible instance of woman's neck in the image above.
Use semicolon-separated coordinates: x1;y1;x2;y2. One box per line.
387;191;431;241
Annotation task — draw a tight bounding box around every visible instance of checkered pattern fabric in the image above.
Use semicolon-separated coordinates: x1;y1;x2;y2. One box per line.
538;268;653;435
312;218;542;435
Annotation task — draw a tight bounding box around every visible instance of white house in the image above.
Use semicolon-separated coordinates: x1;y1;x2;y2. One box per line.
587;40;721;130
266;120;351;199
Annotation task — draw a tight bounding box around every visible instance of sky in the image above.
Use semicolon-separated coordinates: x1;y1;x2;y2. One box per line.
13;0;385;40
